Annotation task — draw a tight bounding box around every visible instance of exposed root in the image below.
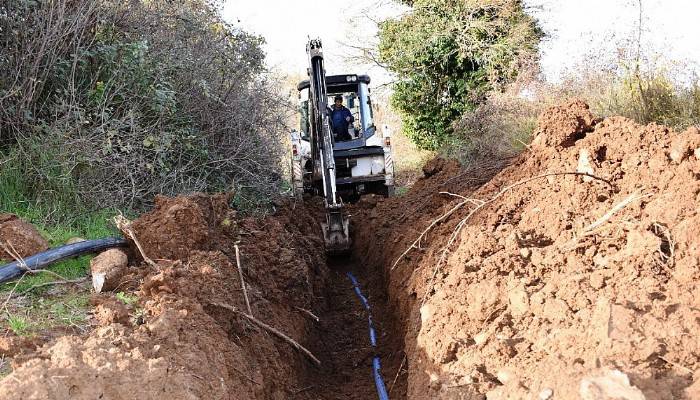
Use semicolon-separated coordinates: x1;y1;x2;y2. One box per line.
582;190;651;233
294;306;320;322
391;197;472;271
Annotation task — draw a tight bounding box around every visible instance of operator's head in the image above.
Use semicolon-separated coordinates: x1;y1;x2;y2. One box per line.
334;94;343;107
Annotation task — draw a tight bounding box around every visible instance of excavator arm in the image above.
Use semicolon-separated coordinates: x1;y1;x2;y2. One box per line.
306;39;350;253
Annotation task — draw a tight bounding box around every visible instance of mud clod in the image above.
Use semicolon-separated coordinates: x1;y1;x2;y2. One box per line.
0;214;49;260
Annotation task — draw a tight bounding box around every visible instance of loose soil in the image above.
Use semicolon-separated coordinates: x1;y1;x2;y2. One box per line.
355;100;700;399
1;100;699;399
0;214;49;260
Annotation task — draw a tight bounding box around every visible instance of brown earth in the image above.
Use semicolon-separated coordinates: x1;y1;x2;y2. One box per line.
0;214;49;260
0;195;333;399
1;100;699;400
355;100;700;399
0;194;404;400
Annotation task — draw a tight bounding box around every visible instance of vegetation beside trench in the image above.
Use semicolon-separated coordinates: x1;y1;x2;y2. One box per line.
0;0;289;360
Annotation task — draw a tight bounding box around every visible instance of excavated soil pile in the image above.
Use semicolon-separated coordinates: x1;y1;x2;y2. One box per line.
0;213;49;260
0;194;329;399
355;100;700;399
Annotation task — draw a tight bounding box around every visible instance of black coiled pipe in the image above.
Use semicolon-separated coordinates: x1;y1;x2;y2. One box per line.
0;237;128;284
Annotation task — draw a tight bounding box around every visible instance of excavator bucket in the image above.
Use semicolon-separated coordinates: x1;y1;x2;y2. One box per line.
321;206;350;254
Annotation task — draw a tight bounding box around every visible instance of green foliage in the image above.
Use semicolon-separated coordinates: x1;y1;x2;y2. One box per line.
0;152;120;292
379;0;542;150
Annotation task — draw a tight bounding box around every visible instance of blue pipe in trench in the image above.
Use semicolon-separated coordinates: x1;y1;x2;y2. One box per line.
346;271;390;400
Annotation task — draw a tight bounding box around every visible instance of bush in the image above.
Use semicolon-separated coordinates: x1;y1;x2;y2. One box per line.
0;0;287;217
550;60;700;129
447;87;538;165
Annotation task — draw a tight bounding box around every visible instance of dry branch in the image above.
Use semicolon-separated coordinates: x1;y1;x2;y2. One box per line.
18;277;87;295
391;198;472;271
294;306;320;322
209;301;321;366
234;244;253;315
114;214;158;268
582;190;650;233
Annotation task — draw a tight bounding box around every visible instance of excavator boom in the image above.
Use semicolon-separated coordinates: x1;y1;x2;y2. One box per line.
306;39;351;253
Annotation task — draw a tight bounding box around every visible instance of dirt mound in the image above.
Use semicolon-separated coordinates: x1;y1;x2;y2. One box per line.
355;101;700;399
532;99;597;148
0;195;328;399
129;193;237;261
0;214;49;260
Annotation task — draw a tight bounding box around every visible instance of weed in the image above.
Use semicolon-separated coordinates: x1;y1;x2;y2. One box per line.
115;292;139;306
5;314;30;336
395;187;410;196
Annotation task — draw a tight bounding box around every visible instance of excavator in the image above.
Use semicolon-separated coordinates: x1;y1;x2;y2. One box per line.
291;39;394;254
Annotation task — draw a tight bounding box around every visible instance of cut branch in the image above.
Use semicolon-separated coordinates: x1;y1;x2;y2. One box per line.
114;214;158;268
209;302;321;366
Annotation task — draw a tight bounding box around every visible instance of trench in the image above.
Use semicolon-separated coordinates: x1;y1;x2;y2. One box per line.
292;251;408;400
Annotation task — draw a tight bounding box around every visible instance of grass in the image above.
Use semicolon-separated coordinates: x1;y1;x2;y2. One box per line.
0;153;123;342
5;314;29;336
0;210;119;294
2;292;92;338
0;154;121;293
115;291;138;306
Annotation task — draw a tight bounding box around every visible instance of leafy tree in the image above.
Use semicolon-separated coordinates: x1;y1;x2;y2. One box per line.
379;0;543;150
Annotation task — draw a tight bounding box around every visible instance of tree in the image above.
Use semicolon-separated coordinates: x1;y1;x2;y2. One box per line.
379;0;543;150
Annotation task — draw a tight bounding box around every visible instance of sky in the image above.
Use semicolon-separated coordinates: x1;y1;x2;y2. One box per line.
222;0;700;85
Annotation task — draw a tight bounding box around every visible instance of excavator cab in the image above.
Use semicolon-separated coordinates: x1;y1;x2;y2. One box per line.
293;74;394;201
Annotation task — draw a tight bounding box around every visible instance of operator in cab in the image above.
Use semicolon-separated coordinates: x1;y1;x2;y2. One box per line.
330;94;354;141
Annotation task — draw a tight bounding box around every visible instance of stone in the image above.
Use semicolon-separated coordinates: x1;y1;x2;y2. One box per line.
539;388;554;400
578;149;595;181
496;369;516;384
580;369;645;400
508;285;530;317
474;331;489;346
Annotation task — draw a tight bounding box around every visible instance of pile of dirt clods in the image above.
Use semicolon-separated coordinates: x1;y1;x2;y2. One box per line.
355;100;700;400
0;194;328;399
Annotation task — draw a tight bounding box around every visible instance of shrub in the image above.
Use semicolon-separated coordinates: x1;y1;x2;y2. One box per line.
0;0;287;217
